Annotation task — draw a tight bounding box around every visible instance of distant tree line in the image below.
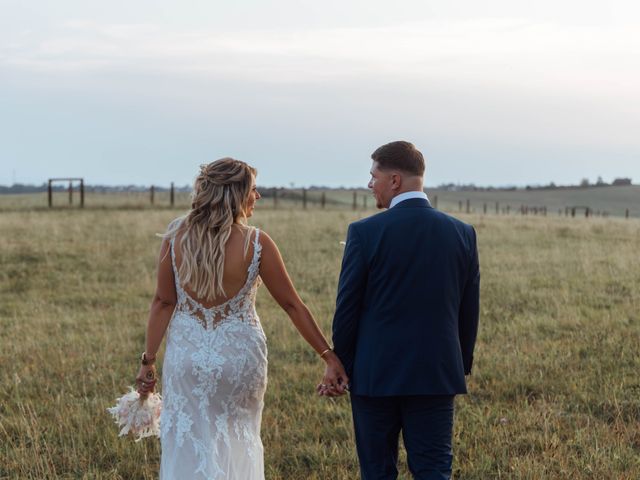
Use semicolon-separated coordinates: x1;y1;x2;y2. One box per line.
436;177;633;192
0;178;634;194
579;177;632;188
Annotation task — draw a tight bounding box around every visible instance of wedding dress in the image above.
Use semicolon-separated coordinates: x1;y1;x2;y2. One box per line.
160;227;268;479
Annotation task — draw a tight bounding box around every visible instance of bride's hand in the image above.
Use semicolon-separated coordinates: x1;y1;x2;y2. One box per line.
136;364;157;396
317;352;349;397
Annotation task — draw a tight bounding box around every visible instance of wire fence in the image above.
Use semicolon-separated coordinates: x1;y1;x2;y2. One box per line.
0;185;637;219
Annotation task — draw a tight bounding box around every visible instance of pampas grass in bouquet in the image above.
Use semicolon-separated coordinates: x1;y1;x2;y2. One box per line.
107;371;162;442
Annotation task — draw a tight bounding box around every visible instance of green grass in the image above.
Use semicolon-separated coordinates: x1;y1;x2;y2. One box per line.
1;208;639;479
0;191;193;211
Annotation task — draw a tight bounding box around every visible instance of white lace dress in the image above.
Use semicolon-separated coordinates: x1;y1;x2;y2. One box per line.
160;228;268;479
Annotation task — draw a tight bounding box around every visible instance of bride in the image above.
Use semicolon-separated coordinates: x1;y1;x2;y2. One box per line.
135;158;348;479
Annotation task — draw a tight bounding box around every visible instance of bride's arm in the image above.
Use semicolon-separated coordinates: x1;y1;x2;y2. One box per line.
136;238;177;394
259;232;349;395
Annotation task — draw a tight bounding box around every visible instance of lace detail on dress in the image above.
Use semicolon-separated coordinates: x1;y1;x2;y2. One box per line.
160;225;268;480
170;229;263;330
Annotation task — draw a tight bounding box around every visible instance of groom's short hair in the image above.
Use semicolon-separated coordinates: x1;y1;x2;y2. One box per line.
371;141;425;177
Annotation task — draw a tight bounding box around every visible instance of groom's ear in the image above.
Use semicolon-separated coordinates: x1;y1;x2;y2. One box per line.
390;172;403;191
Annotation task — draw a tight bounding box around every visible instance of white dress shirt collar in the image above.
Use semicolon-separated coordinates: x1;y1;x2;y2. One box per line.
389;191;429;209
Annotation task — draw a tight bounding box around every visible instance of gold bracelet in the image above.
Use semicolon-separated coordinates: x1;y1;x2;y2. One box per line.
319;348;332;358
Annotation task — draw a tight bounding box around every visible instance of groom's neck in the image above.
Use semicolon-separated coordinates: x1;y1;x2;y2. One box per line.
395;176;424;195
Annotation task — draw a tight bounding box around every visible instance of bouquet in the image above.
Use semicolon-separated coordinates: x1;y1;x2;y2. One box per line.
107;368;162;442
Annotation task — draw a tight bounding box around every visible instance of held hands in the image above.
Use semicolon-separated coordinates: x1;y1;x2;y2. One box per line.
316;351;349;398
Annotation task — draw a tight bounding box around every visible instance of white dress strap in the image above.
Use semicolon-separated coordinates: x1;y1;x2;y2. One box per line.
253;228;260;253
248;228;262;282
169;235;182;292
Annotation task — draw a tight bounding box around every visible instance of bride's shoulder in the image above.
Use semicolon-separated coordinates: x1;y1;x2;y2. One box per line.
167;215;187;230
233;224;267;240
249;226;269;242
159;215;187;243
254;229;279;258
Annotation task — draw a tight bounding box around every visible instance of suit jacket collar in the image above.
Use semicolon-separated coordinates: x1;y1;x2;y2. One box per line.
391;197;432;209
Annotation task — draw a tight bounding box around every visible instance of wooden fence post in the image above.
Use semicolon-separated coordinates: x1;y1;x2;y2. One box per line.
48;180;53;208
302;189;307;209
150;185;155;205
353;191;357;210
321;191;326;209
466;199;470;214
80;179;84;208
170;182;175;207
68;181;73;205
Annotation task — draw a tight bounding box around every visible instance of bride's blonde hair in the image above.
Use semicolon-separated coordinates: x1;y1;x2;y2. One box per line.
165;158;257;301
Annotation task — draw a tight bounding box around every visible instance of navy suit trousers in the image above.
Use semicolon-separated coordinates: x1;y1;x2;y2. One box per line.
350;394;455;480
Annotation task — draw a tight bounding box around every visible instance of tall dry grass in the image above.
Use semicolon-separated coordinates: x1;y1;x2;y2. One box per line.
1;207;639;479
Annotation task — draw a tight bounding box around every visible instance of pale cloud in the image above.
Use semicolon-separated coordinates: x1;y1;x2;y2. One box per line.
1;3;638;187
2;18;639;97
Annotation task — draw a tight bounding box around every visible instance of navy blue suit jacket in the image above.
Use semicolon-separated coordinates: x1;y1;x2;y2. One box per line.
332;198;480;396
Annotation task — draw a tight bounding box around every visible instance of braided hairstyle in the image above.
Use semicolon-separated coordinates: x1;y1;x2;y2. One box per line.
165;158;257;301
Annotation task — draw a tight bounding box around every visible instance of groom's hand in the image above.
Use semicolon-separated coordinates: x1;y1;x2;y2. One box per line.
316;381;348;397
317;351;349;397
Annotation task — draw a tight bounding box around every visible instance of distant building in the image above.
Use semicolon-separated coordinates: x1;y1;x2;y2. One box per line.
612;178;632;186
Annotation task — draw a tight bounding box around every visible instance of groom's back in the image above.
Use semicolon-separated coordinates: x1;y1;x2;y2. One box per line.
343;199;479;396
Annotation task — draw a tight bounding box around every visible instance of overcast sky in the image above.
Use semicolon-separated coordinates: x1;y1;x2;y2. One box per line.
1;0;638;187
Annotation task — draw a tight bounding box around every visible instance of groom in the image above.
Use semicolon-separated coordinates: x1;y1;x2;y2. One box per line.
330;141;480;479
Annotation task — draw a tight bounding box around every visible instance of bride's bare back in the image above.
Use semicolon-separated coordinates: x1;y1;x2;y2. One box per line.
172;224;257;308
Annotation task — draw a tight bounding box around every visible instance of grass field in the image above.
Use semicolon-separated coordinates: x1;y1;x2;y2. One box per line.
1;206;640;479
